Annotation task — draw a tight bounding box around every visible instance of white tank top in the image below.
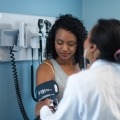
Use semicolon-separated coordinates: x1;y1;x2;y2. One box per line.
50;59;68;101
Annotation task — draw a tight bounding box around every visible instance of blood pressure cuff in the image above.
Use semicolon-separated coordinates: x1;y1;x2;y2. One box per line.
35;80;59;102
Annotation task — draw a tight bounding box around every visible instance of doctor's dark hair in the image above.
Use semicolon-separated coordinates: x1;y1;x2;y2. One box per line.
44;14;87;68
90;19;120;63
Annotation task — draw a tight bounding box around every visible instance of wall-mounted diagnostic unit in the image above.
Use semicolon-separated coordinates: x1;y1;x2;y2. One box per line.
0;12;55;62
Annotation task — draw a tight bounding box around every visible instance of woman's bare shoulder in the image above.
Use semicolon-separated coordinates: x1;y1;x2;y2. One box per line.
36;59;54;85
36;59;53;73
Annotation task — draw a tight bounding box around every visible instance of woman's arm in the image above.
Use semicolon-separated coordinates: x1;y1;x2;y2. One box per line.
35;60;55;116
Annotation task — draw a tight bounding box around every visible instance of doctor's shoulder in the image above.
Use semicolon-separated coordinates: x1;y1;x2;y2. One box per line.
67;68;97;88
36;59;55;86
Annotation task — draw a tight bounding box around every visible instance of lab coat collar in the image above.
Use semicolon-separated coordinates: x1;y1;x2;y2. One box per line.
90;59;113;69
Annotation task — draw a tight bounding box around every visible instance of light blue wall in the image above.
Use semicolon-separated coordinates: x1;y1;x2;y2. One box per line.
2;0;120;119
0;0;82;120
0;0;82;18
82;0;120;31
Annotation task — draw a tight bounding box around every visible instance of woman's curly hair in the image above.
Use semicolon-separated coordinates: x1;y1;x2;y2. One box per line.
44;14;87;68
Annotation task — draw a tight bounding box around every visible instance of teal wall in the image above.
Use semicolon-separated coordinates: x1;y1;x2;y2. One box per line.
1;0;120;119
82;0;120;31
0;0;82;120
0;0;82;18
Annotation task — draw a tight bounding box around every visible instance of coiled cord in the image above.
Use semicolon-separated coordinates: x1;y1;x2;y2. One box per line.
9;46;29;120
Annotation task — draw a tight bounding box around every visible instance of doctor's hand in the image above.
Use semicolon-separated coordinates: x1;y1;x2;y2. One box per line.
35;99;52;117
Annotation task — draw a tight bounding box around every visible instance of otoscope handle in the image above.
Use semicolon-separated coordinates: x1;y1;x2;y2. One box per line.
44;20;51;33
38;19;44;33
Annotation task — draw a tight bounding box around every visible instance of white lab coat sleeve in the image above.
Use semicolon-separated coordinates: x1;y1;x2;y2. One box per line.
40;75;80;120
40;105;53;120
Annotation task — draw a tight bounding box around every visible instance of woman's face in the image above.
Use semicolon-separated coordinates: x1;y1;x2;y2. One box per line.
55;28;77;61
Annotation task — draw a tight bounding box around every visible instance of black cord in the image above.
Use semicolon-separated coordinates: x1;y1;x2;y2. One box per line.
31;49;40;120
9;46;29;120
39;38;42;64
31;49;38;102
38;19;43;64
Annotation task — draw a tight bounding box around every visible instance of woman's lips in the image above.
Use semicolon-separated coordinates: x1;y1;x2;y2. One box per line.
61;53;70;57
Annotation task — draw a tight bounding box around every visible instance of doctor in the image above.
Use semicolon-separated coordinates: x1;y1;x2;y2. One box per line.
39;19;120;120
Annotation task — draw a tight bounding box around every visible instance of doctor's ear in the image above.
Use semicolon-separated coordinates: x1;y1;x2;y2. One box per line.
89;44;97;52
90;43;100;61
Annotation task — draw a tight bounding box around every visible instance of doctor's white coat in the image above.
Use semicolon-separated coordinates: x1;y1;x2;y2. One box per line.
40;60;120;120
